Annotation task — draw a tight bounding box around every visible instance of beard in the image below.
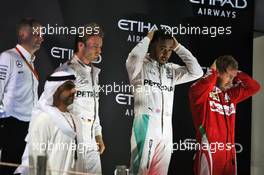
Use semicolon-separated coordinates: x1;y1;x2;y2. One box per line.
223;83;233;90
219;82;233;91
159;59;168;64
158;56;169;64
61;94;75;106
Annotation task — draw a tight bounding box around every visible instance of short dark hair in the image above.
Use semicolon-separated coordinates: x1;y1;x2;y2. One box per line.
216;55;238;73
150;30;173;46
16;18;42;42
74;23;104;53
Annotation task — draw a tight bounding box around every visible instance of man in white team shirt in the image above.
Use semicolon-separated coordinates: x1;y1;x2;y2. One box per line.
0;18;44;174
126;30;203;175
56;23;105;174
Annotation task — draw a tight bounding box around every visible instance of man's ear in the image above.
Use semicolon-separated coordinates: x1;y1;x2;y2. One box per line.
216;71;222;77
18;29;30;41
78;42;85;51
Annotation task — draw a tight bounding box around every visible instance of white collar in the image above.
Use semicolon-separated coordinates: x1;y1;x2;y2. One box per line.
146;54;166;67
72;54;101;75
16;44;36;63
45;105;76;138
73;54;91;69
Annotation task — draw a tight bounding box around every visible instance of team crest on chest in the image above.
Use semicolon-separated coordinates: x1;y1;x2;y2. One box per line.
209;92;220;101
166;67;173;79
16;60;23;68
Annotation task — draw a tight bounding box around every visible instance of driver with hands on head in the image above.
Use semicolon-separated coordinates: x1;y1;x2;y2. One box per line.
126;30;203;175
189;55;261;175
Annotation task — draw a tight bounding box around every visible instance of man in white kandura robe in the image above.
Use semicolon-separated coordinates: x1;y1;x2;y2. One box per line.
16;71;91;175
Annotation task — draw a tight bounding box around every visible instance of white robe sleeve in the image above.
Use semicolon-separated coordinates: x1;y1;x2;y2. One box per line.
28;113;51;175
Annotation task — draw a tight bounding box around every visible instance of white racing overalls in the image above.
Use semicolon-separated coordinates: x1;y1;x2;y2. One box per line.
126;37;203;175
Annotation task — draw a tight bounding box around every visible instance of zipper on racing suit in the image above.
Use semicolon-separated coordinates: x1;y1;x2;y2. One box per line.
159;64;164;134
219;93;234;165
31;72;35;108
90;64;97;139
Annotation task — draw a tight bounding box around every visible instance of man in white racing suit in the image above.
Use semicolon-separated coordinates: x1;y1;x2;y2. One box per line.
126;30;203;175
56;23;105;174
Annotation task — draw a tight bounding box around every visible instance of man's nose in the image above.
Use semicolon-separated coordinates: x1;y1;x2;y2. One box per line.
163;50;170;58
71;88;76;94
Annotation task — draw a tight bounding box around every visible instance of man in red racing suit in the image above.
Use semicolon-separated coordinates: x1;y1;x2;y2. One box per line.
189;55;261;175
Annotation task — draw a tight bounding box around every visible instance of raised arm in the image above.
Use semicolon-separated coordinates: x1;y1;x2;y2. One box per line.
189;62;218;105
172;38;203;85
126;32;154;82
228;71;261;103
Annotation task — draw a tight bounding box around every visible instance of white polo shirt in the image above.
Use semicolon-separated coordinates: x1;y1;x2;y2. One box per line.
0;44;39;121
